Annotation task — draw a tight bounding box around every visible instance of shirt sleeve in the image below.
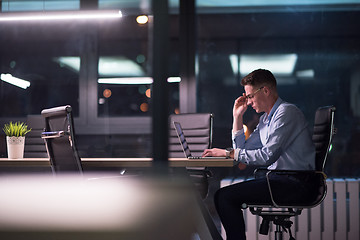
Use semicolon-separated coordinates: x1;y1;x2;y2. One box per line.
236;105;307;166
232;121;263;163
232;129;244;149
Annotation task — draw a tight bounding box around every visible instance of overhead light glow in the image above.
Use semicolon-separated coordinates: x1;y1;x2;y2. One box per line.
98;77;181;85
167;77;181;83
0;10;122;22
296;69;315;78
1;73;30;89
239;53;298;76
229;54;239;75
54;56;182;85
54;56;80;72
99;57;144;77
54;56;145;77
136;15;148;24
99;77;153;85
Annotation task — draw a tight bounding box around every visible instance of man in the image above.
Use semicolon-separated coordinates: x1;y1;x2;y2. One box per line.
202;69;315;240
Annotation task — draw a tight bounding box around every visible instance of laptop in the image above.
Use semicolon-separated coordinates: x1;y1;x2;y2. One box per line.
173;121;228;159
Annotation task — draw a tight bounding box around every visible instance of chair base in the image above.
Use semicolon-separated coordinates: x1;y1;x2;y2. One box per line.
259;216;296;240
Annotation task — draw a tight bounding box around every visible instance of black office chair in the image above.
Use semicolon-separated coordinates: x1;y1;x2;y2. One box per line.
169;113;214;199
243;106;336;240
169;113;213;158
41;105;83;174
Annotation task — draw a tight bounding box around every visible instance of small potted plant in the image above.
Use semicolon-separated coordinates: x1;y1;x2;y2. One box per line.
3;121;31;159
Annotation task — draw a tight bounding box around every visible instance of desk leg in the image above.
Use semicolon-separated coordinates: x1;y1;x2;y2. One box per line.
171;168;222;240
194;195;223;240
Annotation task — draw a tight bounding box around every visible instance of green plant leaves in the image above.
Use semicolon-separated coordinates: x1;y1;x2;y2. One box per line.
3;121;31;137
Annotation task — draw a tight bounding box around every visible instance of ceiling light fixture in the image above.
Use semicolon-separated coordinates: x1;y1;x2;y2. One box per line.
238;53;298;76
136;15;149;24
54;56;144;77
98;77;181;85
229;54;239;76
0;73;30;89
296;69;315;78
0;10;122;22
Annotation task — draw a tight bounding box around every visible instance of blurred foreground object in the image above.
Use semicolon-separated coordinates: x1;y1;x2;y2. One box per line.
0;174;201;240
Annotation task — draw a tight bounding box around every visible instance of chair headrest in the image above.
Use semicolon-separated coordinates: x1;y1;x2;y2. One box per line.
41;105;72;118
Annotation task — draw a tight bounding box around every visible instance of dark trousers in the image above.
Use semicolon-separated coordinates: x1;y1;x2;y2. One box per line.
214;175;312;240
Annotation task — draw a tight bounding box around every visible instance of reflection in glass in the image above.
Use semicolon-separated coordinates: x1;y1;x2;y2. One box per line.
0;54;80;117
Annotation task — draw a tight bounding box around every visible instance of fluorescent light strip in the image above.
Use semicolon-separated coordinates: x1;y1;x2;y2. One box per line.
239;53;298;76
167;77;181;83
98;77;181;85
296;69;315;78
0;10;122;22
99;77;153;85
229;54;239;75
54;56;145;77
1;74;30;89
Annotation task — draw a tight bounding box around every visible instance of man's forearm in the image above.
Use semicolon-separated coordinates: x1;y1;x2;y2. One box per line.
232;116;244;132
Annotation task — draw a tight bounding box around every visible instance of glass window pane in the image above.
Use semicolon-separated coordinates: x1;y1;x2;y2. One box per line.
99;0;146;10
98;16;150;117
1;0;79;11
98;81;152;117
97;13;180;117
197;8;360;177
0;22;82;117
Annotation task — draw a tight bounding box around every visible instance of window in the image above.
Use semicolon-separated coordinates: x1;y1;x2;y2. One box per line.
1;0;79;11
197;6;360;177
0;0;180;158
0;22;80;117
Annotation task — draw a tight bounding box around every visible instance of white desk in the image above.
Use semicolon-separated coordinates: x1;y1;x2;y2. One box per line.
0;158;235;168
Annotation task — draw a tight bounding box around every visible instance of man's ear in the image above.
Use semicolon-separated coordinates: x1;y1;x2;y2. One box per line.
263;86;271;96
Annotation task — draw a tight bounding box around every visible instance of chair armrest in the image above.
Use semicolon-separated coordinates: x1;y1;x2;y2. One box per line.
41;131;67;139
254;167;268;178
265;169;326;177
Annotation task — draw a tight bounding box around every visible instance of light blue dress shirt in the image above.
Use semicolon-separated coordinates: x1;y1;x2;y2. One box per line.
232;98;315;170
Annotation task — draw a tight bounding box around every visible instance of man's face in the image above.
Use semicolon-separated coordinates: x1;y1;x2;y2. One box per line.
244;85;265;113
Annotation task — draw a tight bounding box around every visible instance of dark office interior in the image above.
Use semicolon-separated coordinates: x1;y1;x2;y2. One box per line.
0;1;359;239
1;0;359;177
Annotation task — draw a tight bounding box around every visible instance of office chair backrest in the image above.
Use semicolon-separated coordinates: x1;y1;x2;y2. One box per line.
41;105;82;174
169;113;213;158
169;113;214;199
24;114;48;158
312;106;336;172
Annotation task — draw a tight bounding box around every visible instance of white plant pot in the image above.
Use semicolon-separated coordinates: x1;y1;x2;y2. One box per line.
6;136;25;159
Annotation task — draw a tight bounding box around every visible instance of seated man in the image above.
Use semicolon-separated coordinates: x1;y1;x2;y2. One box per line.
202;69;315;240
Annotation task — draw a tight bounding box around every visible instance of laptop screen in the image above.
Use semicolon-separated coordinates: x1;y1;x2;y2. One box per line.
173;121;192;158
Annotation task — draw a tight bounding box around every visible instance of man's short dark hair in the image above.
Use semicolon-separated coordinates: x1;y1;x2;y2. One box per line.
241;69;277;89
